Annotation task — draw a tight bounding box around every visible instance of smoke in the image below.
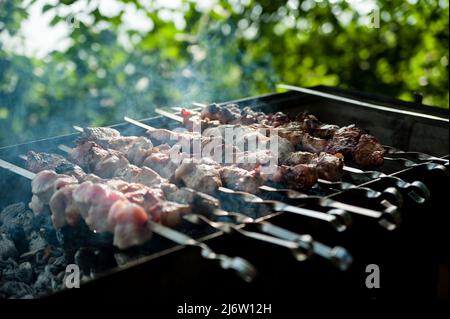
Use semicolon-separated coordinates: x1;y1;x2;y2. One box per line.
0;1;281;147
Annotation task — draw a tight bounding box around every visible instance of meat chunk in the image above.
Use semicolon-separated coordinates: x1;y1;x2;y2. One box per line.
326;125;362;156
284;151;343;181
353;134;385;168
69;141;129;178
72;181;126;233
174;159;222;194
49;184;81;228
27;151;86;180
220;166;265;193
80;127;154;166
315;152;344;181
200;103;243;124
108;200;152;249
272;164;318;189
30;170;78;210
142;151;181;179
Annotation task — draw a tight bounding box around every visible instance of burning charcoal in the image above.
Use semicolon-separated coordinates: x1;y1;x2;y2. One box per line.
0;281;34;299
28;231;47;252
48;252;66;270
0;203;35;253
56;271;65;284
0;258;18;281
33;265;58;296
0;234;18;260
17;262;33;284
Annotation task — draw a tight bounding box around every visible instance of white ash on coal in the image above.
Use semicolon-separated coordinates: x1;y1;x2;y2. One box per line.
0;202;117;299
0;201;189;298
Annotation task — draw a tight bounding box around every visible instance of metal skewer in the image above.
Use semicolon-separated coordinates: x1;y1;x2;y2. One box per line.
136;111;401;228
55;143;350;266
276;84;449;123
383;145;449;165
209;209;352;270
2;157;257;282
185;102;433;204
125;113;402;228
121;117;352;231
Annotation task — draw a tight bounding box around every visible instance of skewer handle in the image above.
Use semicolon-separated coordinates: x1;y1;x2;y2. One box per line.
257;222;353;271
149;221;257;282
183;214;313;262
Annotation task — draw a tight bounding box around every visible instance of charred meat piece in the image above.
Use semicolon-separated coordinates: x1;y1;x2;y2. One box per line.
147;128;190;145
353;134;385;167
114;165;167;189
272;164;318;189
27;151;86;180
315;153;344;181
325;125;363;157
200;103;243;124
284;151;344;181
233;150;277;171
263;111;291;127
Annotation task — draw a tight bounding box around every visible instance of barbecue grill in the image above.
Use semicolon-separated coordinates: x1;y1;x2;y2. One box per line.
0;85;448;303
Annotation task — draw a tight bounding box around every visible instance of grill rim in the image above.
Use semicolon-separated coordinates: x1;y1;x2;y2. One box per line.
0;86;448;298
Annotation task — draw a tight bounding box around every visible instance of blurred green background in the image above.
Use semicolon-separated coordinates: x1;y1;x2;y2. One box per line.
0;0;448;146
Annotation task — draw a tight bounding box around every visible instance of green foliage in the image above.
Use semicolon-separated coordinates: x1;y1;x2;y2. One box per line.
0;0;448;146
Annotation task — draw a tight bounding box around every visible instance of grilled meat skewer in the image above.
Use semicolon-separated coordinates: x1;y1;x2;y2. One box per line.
183;104;384;168
3;158;257;280
26;151;191;228
75;126;344;190
72;126;401;231
30;169;156;249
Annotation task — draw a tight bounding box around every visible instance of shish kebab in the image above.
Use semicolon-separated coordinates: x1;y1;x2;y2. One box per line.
186;102;445;169
122;115;404;206
23;151;352;267
0;158;256;281
178;103;385;168
60;133;349;229
73;125;341;191
126;115;345;182
70;124;400;230
162;105;430;204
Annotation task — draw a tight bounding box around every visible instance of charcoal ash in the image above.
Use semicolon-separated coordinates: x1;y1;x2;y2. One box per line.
0;203;120;299
0;281;34;299
0;203;71;298
17;262;33;283
0;234;18;260
0;196;219;298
